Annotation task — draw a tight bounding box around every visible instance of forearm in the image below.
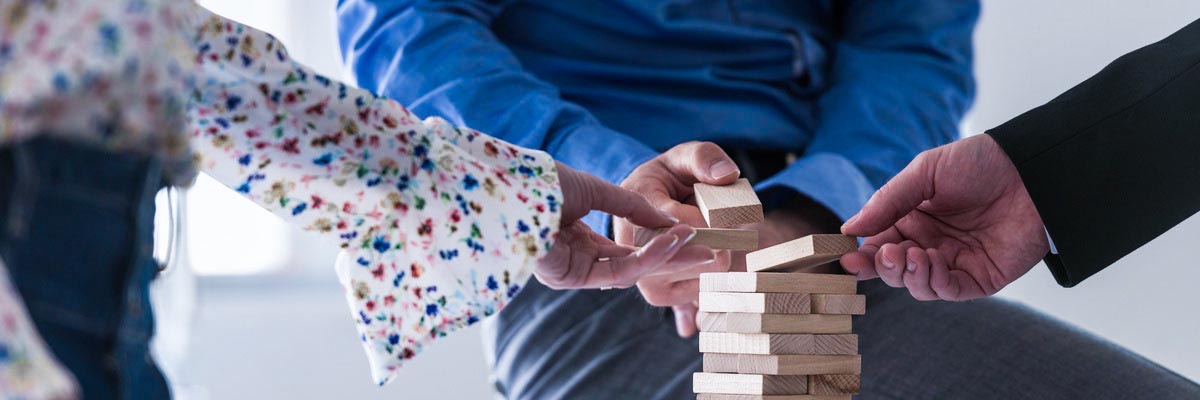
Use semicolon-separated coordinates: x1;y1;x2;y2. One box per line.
338;0;658;189
187;5;562;383
987;19;1200;287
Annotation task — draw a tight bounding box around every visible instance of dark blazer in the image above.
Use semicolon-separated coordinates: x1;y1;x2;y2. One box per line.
987;19;1200;287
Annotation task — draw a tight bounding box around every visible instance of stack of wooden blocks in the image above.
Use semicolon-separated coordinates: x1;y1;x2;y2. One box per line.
650;178;864;399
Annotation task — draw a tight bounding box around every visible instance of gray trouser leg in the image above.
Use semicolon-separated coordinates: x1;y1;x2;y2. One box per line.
484;279;1200;399
483;280;699;399
858;279;1200;399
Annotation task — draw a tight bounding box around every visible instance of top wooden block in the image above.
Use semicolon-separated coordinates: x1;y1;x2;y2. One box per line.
694;178;764;228
747;235;857;273
700;272;857;294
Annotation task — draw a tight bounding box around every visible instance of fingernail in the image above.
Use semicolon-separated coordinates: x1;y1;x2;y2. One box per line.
710;160;738;180
882;257;895;269
658;210;680;224
906;260;916;272
844;214;860;227
680;226;698;243
666;235;682;250
667;227;694;252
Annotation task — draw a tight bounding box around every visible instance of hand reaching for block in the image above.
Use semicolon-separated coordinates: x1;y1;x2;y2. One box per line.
535;162;718;290
614;142;854;337
613;142;743;337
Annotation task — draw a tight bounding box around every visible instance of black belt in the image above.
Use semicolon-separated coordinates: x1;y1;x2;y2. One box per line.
727;149;798;186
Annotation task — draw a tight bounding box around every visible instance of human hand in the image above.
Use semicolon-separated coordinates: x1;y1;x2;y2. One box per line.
839;134;1050;301
612;142;745;337
535;162;717;290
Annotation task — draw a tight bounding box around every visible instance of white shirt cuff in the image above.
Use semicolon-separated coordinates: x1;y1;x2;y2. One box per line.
1044;226;1059;255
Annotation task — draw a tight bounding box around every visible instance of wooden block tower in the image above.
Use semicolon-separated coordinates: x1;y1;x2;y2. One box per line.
688;178;863;399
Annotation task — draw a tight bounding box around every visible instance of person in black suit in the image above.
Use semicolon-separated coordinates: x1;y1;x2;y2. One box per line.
840;18;1200;300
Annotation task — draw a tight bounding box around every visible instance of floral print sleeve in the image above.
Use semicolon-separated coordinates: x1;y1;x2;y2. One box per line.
184;7;562;385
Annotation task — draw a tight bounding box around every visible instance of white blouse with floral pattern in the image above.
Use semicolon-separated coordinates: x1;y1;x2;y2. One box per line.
0;0;562;394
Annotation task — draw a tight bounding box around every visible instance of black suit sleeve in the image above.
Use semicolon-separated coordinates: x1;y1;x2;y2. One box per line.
986;19;1200;287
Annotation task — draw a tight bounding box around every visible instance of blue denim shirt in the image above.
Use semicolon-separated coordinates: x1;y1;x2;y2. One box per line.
337;0;978;232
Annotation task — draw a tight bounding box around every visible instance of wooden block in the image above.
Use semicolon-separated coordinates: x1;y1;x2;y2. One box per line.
810;294;865;315
699;333;858;355
697;394;852;400
700;293;810;314
693;373;807;395
703;353;741;373
743;355;861;376
697;312;852;334
700;272;857;294
634;227;759;251
808;375;860;395
704;354;861;375
747;235;857;273
694;178;764;228
811;334;858;355
699;332;810;355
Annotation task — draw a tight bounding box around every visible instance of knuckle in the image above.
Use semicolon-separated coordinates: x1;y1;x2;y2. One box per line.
913;149;937;166
536;274;565;290
671;140;704;154
691;141;724;160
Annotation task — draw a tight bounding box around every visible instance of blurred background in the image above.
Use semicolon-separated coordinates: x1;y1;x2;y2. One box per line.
160;1;1200;398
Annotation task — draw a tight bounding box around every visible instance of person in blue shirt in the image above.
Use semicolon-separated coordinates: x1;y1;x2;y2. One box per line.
337;1;1200;398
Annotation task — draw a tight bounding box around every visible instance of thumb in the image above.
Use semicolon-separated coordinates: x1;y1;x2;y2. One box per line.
661;141;740;185
558;162;676;228
842;150;938;236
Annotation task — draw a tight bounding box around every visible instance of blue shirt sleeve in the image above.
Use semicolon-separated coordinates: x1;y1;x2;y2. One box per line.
757;0;980;222
337;0;658;232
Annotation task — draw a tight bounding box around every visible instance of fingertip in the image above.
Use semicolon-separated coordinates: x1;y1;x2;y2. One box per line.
708;160;740;183
637;225;699;262
839;252;874;279
674;307;698;338
669;224;697;243
839;213;862;235
658;210;681;225
881;243;902;270
904;246;924;273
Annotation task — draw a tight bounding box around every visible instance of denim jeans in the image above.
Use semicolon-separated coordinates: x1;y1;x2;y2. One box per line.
484;279;1200;399
0;137;170;399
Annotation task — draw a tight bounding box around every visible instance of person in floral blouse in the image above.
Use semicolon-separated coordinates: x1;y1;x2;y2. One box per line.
0;1;717;398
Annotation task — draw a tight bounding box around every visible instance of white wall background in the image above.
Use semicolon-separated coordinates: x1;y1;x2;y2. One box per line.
167;1;1200;398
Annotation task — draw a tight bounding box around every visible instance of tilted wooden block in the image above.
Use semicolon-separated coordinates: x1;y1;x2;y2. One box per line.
808;375;861;395
747;235;858;273
700;272;857;294
696;394;852;400
697;312;852;334
693;372;807;395
810;294;865;315
700;293;810;314
699;333;858;355
694;178;764;228
634;227;759;251
704;354;861;375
